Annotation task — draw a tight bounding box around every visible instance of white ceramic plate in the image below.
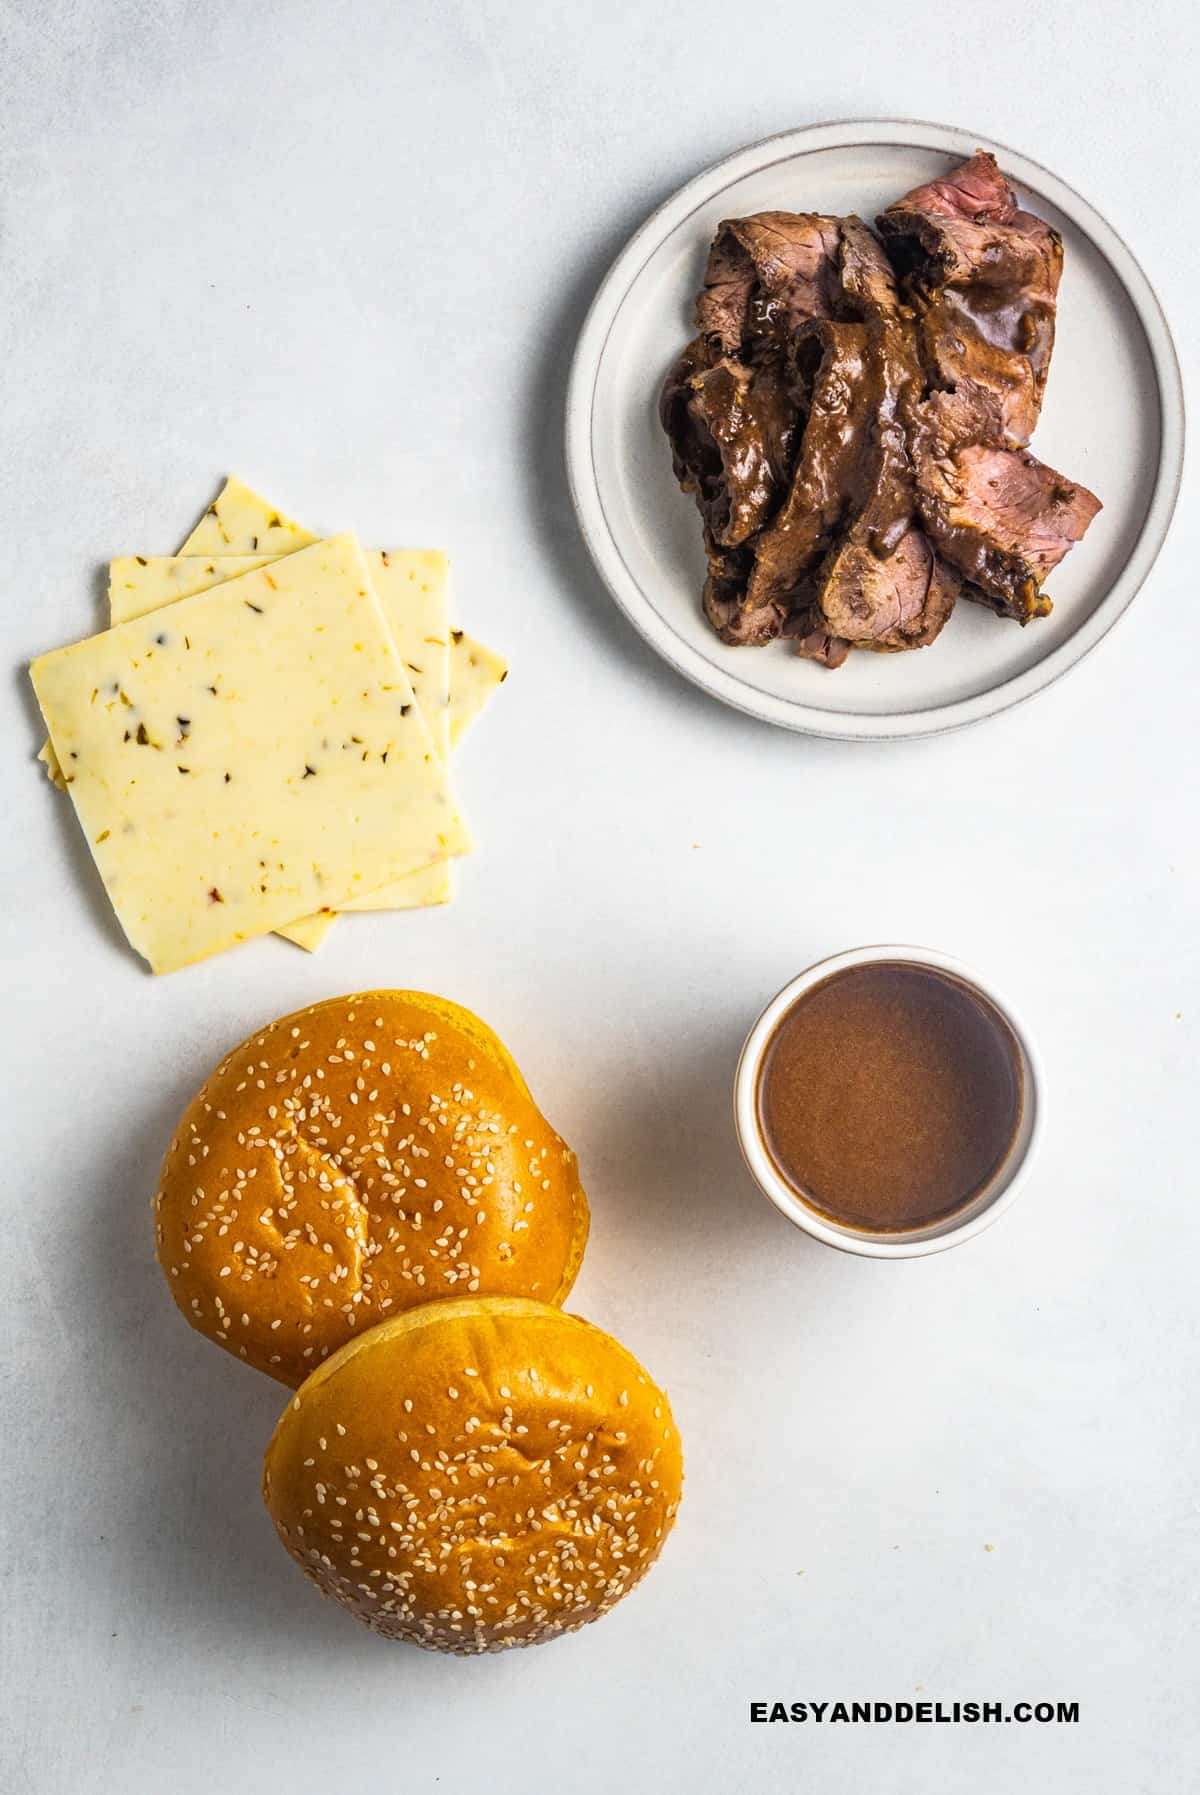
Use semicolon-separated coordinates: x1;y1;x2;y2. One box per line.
565;119;1184;739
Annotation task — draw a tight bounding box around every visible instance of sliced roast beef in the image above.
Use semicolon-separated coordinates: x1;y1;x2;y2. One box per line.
702;537;784;645
916;437;1102;621
660;160;1100;667
877;151;1062;446
741;320;872;614
881;150;1018;234
837;216;902;321
742;255;949;658
696;213;842;355
911;379;1005;453
813;526;960;652
908;385;1102;619
858;313;924;559
660;213;844;642
775;301;957;657
784;606;851;668
658;339;797;548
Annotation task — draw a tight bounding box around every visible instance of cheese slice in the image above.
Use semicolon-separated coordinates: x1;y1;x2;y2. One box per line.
178;481;338;949
450;631;509;746
111;551;453;760
31;534;466;973
36;484;503;954
172;479;503;938
339;550;452;911
41;637;506;777
37;738;66;790
107;551;459;928
178;482;507;747
179;476;315;557
269;909;336;953
110;551;279;613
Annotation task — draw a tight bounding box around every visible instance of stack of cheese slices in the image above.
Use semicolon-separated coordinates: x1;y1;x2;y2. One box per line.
31;479;507;972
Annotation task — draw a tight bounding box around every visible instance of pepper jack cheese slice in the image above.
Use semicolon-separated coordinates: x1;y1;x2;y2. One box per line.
37;486;504;953
107;549;351;955
178;475;313;557
107;550;460;926
338;550;453;912
174;483;507;930
31;533;467;973
110;551;278;613
450;630;509;746
176;481;343;946
179;483;323;979
179;480;507;759
37;738;65;789
111;550;453;759
42;572;506;798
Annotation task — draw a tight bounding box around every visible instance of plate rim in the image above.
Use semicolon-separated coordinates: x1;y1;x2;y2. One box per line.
564;116;1186;741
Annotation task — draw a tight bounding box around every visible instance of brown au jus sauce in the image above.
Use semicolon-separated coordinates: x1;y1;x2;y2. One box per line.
756;961;1023;1234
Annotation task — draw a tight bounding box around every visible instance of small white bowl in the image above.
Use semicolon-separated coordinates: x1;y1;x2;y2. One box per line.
734;945;1043;1259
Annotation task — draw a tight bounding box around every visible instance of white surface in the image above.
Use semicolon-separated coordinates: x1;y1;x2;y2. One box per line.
567;120;1183;737
1;3;1197;1792
732;946;1043;1257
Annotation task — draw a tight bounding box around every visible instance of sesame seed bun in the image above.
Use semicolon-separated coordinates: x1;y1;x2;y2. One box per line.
262;1296;683;1652
154;993;589;1386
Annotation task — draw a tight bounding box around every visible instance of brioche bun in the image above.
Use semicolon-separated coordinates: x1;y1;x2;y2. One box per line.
263;1297;683;1652
154;993;589;1386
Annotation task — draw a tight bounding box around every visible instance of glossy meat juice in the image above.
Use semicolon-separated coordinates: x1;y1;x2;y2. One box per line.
756;962;1022;1232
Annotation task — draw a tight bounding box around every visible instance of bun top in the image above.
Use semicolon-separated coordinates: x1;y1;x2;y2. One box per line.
155;993;589;1385
263;1297;683;1653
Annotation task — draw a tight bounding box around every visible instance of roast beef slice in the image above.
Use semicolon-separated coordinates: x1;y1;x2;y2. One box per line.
696;213;842;353
918;438;1101;620
659;340;797;548
877;151;1062;447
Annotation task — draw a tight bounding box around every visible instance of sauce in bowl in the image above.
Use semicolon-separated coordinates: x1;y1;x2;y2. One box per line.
756;960;1023;1234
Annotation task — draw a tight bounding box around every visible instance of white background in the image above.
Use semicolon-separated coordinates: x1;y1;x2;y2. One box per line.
2;2;1197;1791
